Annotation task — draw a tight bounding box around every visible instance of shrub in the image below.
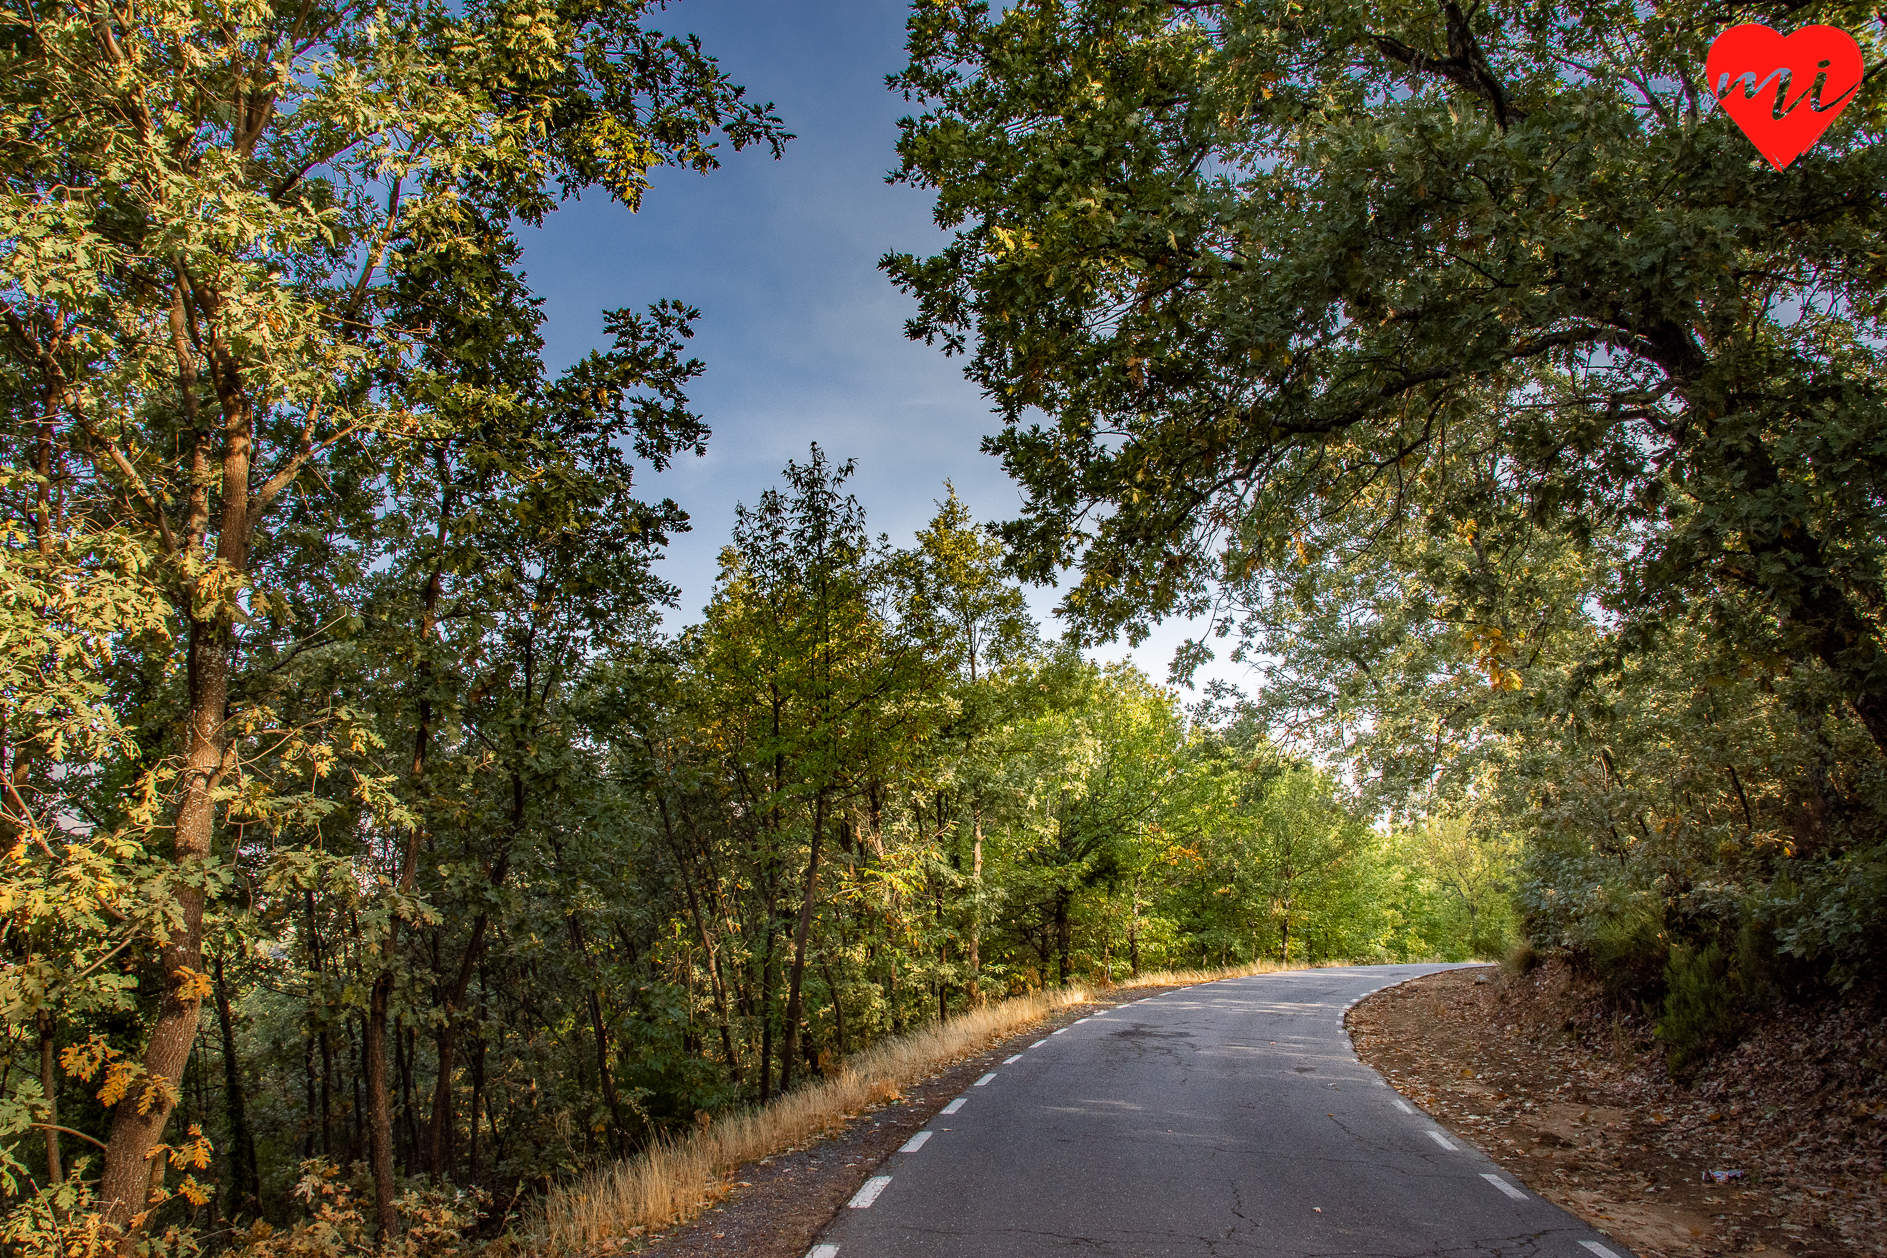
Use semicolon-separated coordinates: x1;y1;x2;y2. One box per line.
1583;898;1668;1001
1656;943;1743;1083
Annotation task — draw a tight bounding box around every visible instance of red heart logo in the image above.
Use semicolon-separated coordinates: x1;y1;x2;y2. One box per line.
1707;24;1864;170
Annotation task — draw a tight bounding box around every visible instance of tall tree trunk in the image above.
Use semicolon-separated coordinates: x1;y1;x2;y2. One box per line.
99;275;259;1250
212;956;260;1216
97;616;226;1245
779;795;825;1096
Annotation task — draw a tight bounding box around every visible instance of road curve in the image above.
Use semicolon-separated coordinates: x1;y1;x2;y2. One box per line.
807;963;1635;1258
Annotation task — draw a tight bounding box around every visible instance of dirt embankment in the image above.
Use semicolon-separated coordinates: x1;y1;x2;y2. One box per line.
1348;965;1887;1258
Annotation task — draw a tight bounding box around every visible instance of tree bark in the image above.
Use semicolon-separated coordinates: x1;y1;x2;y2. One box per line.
365;972;399;1236
97;616;225;1246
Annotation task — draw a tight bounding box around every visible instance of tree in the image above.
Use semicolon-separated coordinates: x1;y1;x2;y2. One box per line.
885;0;1887;756
1412;813;1517;958
906;486;1036;999
683;447;946;1095
0;0;782;1241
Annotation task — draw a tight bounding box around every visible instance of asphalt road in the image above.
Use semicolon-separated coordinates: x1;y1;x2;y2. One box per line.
807;963;1636;1258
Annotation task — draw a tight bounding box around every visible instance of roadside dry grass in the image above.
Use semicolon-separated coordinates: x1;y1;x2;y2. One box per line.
522;957;1341;1254
525;985;1088;1254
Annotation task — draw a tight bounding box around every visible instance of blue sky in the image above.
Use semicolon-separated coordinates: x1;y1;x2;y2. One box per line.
521;0;1244;692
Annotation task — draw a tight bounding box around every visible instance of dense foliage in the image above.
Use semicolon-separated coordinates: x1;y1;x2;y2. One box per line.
885;0;1887;1075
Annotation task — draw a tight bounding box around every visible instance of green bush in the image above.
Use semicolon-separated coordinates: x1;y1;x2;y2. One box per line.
1584;899;1668;1001
1656;943;1743;1083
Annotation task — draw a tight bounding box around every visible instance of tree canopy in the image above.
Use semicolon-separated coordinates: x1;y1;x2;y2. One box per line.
886;0;1887;752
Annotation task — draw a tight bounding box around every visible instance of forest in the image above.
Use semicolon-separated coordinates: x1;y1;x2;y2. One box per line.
3;0;1885;1253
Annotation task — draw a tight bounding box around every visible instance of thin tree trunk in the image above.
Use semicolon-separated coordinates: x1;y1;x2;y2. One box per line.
1054;892;1072;987
422;750;521;1174
37;1012;59;1185
320;1027;333;1156
466;1033;486;1183
212;955;260;1216
656;793;741;1083
365;974;398;1236
967;810;983;1004
758;922;778;1103
780;794;825;1096
568;914;625;1152
1129;874;1142;977
819;956;846;1058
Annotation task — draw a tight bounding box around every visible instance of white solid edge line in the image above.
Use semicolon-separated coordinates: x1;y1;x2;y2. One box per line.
941;1097;966;1114
1580;1244;1624;1258
1426;1130;1458;1150
974;1072;997;1086
900;1130;933;1153
807;1246;840;1258
1481;1173;1527;1201
848;1177;891;1209
1394;1099;1414;1113
1004;1054;1023;1064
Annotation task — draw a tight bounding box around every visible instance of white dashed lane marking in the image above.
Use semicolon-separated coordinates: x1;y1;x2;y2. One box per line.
974;1072;997;1086
1580;1244;1624;1258
806;1246;839;1258
1003;1054;1023;1064
1030;1039;1048;1049
941;1097;966;1114
1051;1028;1068;1035
900;1131;933;1153
1481;1173;1527;1201
1394;1099;1415;1113
848;1177;891;1209
1426;1130;1459;1150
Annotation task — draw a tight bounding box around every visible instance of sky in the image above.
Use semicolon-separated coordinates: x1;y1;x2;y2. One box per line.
520;0;1250;693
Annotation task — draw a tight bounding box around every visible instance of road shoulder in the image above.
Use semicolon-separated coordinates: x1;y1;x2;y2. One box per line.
1347;965;1883;1258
